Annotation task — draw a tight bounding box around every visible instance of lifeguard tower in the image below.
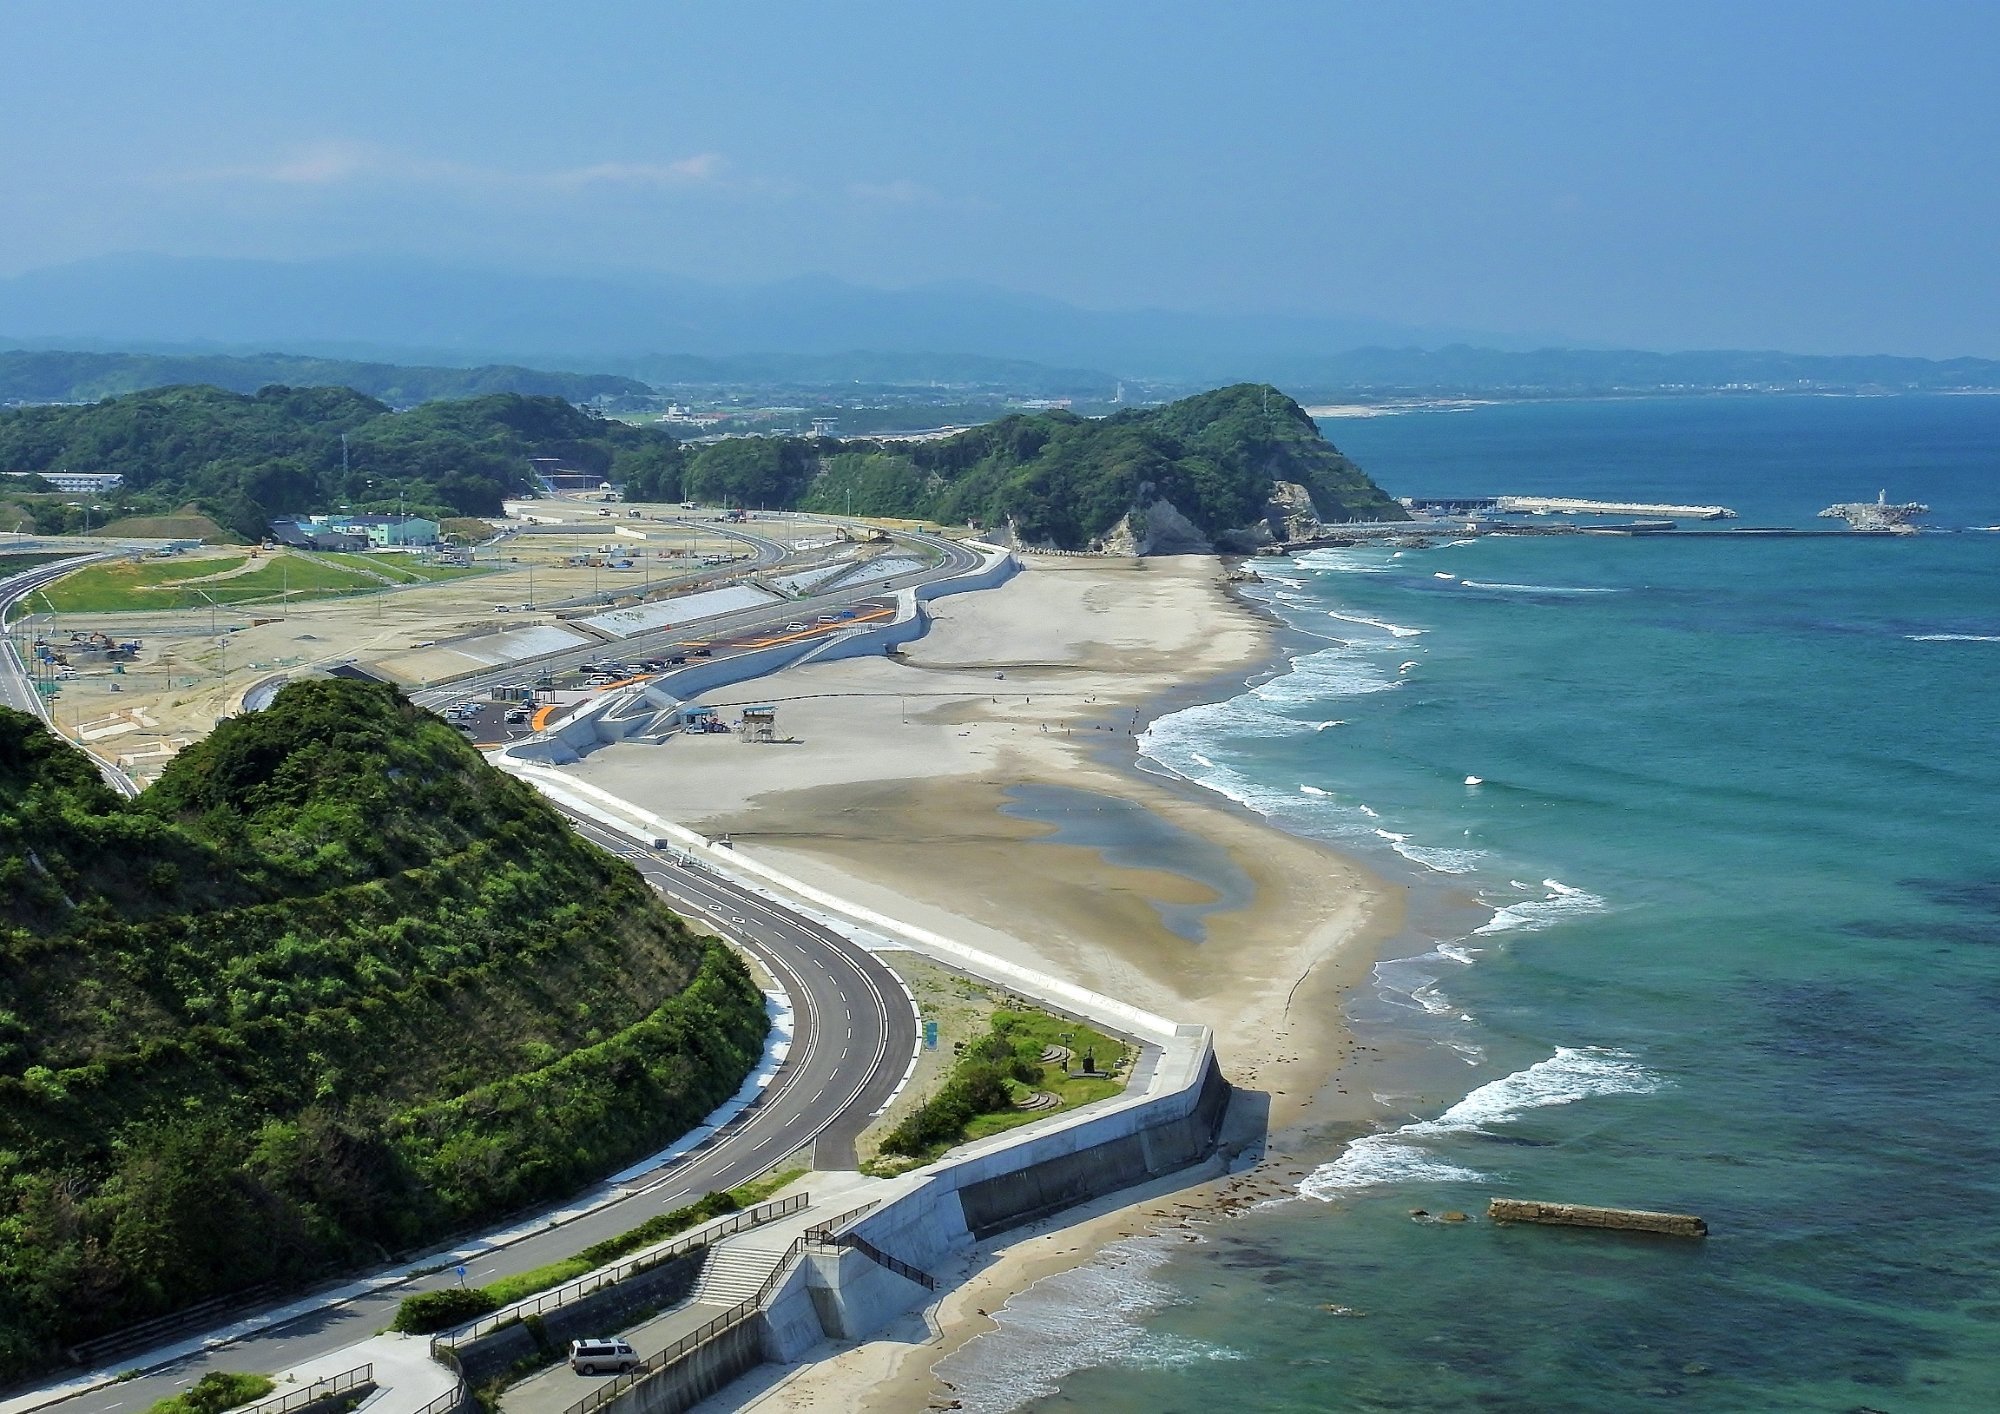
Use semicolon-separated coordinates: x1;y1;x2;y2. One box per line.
740;705;778;743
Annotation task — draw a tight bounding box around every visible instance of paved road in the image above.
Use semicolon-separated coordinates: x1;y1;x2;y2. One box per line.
6;810;915;1414
0;555;139;796
1;555;100;715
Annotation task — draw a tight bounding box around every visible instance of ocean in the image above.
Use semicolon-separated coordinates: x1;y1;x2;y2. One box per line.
936;395;2000;1411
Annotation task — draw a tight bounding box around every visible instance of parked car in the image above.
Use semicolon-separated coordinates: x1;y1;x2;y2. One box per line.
569;1339;640;1375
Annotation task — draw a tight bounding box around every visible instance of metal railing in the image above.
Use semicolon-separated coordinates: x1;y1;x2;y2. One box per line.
557;1200;880;1414
559;1299;759;1414
416;1341;465;1414
837;1233;938;1292
435;1193;809;1347
802;1200;935;1290
802;1199;879;1244
237;1364;375;1414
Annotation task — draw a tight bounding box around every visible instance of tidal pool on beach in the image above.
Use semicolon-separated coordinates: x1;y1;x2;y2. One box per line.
998;783;1256;942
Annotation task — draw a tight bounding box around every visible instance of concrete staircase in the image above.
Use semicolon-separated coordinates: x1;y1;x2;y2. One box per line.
689;1238;793;1306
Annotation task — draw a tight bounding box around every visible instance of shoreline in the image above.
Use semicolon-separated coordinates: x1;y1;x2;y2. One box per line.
572;554;1413;1413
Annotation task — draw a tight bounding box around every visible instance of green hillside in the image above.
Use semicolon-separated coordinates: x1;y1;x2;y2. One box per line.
0;381;1396;550
0;384;681;537
623;383;1405;547
0;681;766;1379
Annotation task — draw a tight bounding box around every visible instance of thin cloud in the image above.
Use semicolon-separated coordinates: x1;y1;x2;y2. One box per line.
556;154;726;187
171;144;729;193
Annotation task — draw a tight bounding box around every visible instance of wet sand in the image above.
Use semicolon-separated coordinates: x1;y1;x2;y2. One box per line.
569;555;1405;1412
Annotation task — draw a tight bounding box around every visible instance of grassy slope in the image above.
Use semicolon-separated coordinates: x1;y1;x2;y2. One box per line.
38;551;483;612
0;680;766;1378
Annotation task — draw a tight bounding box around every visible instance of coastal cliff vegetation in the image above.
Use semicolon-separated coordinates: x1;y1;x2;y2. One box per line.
626;382;1406;547
0;680;767;1380
0;381;1397;551
0;384;680;537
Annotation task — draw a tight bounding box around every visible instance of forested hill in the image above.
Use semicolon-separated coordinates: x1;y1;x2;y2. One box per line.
0;384;680;537
0;349;650;408
627;383;1408;548
0;381;1397;550
0;681;766;1379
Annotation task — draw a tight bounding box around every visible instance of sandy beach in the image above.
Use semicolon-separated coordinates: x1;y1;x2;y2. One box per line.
569;554;1405;1412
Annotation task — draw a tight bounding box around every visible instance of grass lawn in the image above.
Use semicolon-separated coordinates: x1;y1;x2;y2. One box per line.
318;552;492;585
36;551;482;612
960;1010;1131;1144
864;1007;1135;1173
37;554;252;612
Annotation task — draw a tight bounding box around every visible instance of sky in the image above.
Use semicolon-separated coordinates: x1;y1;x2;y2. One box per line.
3;0;1997;357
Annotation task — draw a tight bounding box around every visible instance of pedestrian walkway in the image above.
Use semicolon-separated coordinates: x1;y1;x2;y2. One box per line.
270;1335;458;1414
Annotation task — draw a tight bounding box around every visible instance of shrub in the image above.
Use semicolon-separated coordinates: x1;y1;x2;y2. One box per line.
390;1286;500;1335
144;1372;275;1414
575;1190;737;1268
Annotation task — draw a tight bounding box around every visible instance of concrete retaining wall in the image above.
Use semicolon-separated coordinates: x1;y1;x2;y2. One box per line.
766;1040;1229;1346
454;1253;704;1385
600;1318;763;1414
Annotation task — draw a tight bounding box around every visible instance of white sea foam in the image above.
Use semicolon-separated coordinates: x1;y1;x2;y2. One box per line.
1299;1046;1664;1199
1189;751;1215;769
1249;645;1402;703
1313;719;1345;731
1434;572;1458;580
1907;633;2000;642
1367;827;1486;874
930;1238;1238;1413
1474;878;1608;934
1459;580;1622;595
1392;841;1489;874
1299;784;1329;796
1328;609;1427;637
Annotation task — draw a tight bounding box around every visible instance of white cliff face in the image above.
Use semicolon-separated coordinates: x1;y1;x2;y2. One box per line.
1012;479;1330;555
1097;497;1213;555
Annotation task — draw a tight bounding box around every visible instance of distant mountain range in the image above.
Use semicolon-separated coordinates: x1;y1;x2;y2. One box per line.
0;253;1512;382
0;349;646;406
4;254;1999;396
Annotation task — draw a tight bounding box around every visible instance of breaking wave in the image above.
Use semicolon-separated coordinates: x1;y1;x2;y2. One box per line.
1299;1047;1665;1198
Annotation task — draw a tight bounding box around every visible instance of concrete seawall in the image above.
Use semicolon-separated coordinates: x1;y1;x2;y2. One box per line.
606;1319;764;1414
508;541;1017;765
762;1038;1230;1356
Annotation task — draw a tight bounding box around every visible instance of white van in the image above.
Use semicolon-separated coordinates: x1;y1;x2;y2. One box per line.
569;1338;640;1374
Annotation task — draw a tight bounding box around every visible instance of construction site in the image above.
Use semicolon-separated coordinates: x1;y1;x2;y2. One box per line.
5;501;923;784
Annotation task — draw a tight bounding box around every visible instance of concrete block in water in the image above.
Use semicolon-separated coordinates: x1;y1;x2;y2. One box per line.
1488;1198;1708;1238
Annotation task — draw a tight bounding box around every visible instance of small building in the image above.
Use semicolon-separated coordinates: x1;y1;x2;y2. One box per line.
3;470;125;494
303;513;441;548
270;517;365;551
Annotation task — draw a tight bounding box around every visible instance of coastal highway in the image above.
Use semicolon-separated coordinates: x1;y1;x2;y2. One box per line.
1;554;102;715
25;808;917;1414
0;554;140;796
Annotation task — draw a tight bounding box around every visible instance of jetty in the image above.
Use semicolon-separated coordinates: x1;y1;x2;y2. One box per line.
1488;1197;1708;1238
1492;495;1736;520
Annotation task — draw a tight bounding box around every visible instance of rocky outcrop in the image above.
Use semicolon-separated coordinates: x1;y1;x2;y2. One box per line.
1096;496;1213;555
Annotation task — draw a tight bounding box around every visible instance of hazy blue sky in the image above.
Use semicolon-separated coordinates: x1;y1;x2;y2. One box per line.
4;1;1996;355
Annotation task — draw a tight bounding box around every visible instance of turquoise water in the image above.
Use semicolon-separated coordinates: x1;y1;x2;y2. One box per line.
940;397;2000;1411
